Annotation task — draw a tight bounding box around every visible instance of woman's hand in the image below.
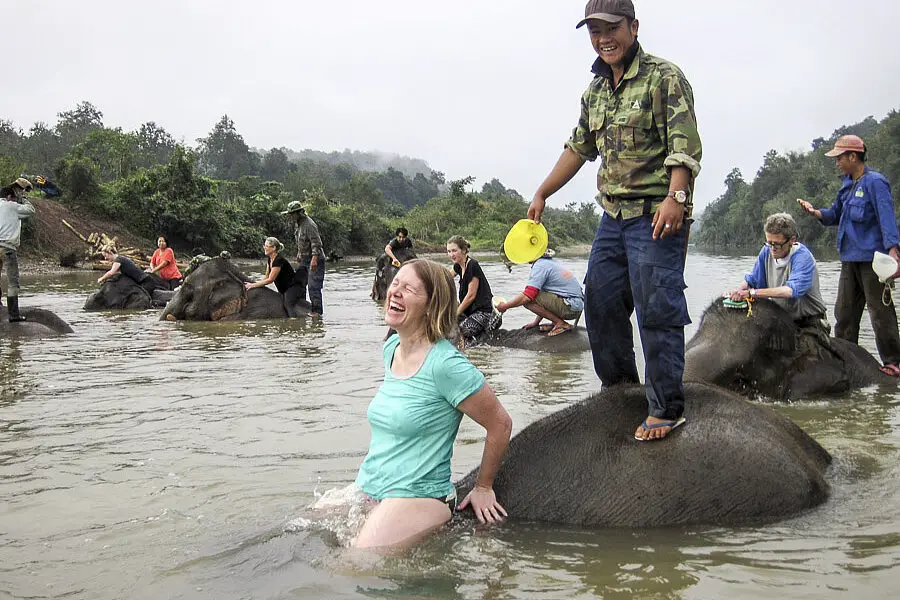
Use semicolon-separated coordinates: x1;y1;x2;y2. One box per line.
243;282;254;290
458;485;507;524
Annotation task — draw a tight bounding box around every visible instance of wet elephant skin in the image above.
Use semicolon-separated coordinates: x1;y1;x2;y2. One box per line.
456;382;831;527
161;257;310;321
1;306;73;337
684;298;891;400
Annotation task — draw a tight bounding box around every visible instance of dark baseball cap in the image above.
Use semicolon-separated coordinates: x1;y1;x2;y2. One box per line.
576;0;636;28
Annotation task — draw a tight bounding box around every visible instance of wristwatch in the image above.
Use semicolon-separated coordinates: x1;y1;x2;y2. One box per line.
666;190;688;204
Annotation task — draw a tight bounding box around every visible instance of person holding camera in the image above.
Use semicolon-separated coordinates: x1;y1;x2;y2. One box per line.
0;178;36;322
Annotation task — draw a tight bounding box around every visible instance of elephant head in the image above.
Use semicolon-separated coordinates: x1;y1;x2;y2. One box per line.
161;258;251;321
84;274;168;311
685;298;889;399
371;247;417;302
161;257;293;321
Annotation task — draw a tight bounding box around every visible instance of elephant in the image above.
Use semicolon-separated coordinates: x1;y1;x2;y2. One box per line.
684;298;891;400
471;325;591;352
455;382;831;527
371;247;417;302
1;305;74;337
160;257;311;321
83;274;172;311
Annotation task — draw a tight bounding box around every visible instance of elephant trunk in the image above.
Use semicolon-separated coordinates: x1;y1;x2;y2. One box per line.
684;341;741;384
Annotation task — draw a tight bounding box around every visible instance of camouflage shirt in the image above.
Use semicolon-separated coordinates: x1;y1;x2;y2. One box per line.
565;43;702;219
294;215;324;260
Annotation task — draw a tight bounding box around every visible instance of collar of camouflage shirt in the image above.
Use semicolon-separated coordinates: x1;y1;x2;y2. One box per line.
591;39;641;81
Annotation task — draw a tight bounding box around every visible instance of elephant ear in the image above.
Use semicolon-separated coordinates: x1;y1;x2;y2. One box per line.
208;279;246;321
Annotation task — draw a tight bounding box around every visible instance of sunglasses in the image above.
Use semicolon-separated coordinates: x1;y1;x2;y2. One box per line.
764;239;791;250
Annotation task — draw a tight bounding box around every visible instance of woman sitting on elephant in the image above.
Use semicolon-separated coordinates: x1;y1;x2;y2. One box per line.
447;235;501;347
146;235;183;290
97;246;149;286
243;237;306;317
353;258;512;550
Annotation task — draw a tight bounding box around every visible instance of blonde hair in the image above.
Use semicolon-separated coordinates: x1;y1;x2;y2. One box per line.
446;235;470;253
264;236;285;254
402;259;459;343
101;245;118;255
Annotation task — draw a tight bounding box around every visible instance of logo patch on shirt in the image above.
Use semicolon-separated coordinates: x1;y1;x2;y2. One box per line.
632;100;641;110
855;189;865;197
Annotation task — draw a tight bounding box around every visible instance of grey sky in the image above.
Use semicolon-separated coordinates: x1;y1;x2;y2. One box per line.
6;1;900;212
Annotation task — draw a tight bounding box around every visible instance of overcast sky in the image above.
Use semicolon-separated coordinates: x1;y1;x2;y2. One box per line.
5;0;900;212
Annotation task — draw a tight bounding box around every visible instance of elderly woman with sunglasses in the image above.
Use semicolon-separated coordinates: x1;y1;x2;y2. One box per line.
723;212;828;333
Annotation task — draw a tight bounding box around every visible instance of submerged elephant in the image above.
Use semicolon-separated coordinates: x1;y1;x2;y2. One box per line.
161;257;311;321
471;325;590;353
456;382;831;527
685;298;890;400
371;247;417;302
1;305;74;337
84;274;171;311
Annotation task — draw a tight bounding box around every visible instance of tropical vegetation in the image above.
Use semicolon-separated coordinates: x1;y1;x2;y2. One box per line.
1;102;599;258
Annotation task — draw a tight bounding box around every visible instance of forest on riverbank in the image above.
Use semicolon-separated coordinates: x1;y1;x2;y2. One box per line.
696;111;900;251
1;102;598;259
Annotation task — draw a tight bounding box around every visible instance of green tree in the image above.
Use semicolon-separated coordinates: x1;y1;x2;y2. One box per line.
56;101;104;149
196;115;259;180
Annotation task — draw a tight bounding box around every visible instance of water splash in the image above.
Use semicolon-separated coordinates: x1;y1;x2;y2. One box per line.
284;483;371;547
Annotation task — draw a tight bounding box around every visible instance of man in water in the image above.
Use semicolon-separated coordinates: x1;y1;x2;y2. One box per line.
282;200;326;317
798;134;900;376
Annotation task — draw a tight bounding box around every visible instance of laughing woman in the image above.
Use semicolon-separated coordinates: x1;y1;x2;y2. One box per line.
353;259;512;551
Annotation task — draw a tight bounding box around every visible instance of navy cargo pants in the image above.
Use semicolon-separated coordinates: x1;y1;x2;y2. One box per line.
298;255;326;315
584;212;690;421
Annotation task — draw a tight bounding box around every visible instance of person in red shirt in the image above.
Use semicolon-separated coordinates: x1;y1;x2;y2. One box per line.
147;236;183;289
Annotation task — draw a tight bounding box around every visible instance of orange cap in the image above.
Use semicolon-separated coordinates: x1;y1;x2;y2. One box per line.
824;134;866;157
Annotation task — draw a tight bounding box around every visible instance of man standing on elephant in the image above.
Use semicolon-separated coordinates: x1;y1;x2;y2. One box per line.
0;178;36;322
798;134;900;376
527;0;702;441
282;200;326;317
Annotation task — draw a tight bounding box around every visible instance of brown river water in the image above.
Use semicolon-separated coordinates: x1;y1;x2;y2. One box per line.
1;252;899;599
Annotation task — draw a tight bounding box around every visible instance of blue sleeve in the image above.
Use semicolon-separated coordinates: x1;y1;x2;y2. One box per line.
743;247;768;288
819;189;843;226
785;249;815;297
433;343;485;407
871;177;900;249
526;261;549;290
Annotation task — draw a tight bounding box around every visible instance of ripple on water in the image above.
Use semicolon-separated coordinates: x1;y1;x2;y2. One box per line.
2;256;900;599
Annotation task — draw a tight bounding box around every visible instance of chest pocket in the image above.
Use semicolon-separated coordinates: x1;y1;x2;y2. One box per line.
588;110;607;156
846;192;873;223
615;109;655;157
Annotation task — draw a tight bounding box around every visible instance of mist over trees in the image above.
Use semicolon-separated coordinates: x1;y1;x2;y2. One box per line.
1;101;599;257
697;111;900;252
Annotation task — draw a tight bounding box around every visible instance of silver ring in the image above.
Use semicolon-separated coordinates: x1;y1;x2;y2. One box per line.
664;224;671;229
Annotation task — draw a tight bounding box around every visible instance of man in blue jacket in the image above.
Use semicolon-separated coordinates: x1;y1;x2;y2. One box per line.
798;134;900;375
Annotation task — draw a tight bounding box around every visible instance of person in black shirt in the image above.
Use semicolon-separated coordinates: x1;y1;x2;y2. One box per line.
447;235;502;347
97;246;149;285
244;237;307;317
385;227;414;267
